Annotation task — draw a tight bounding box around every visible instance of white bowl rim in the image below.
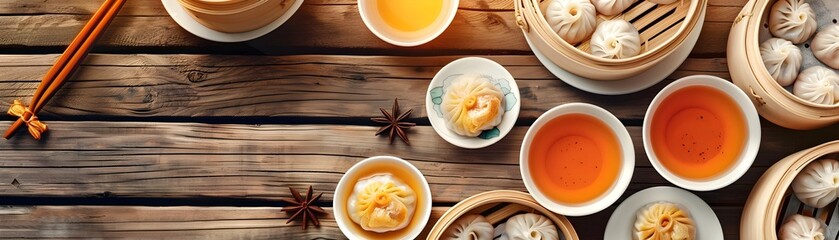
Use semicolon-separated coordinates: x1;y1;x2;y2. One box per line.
519;102;635;216
356;0;460;47
332;156;432;240
642;75;761;191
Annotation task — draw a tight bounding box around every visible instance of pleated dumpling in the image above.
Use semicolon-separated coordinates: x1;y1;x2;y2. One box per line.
590;19;642;59
348;173;417;233
442;74;505;137
812;24;839;70
546;0;597;45
793;66;839;105
792;159;839;208
779;214;826;240
634;202;696;240
442;214;494;240
761;38;803;86
769;0;817;44
591;0;633;16
504;213;559;240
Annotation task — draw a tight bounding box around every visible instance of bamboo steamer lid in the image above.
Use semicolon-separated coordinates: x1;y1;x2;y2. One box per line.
728;0;839;130
177;0;294;33
741;140;839;239
426;190;578;240
513;0;707;81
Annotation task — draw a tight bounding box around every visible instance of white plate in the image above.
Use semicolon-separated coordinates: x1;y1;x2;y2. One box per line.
426;57;521;149
604;186;724;239
161;0;304;43
524;7;705;95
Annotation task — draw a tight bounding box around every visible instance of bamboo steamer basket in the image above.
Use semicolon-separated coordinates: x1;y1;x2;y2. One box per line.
177;0;294;33
513;0;707;81
728;0;839;130
741;140;839;239
426;190;578;240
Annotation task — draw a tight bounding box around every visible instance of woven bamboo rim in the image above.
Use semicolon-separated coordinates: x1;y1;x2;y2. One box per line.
514;0;706;81
741;140;839;239
728;0;839;129
426;190;579;240
178;0;266;15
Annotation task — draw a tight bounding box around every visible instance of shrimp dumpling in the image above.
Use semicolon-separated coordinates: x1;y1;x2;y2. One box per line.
812;24;839;70
769;0;817;44
760;38;803;86
792;159;839;208
505;213;559;240
634;202;696;240
779;214;826;240
591;0;633;16
442;214;494;240
348;173;417;233
546;0;597;45
442;74;505;137
590;19;642;59
793;66;839;105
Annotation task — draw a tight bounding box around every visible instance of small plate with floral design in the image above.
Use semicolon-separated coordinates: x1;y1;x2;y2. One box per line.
425;57;521;149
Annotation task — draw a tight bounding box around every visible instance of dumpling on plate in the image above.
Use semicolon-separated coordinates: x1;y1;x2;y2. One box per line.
634;202;696;240
760;38;803;86
769;0;817;44
779;214;826;240
348;173;417;232
590;19;642;59
505;213;559;240
546;0;598;45
442;73;505;137
441;214;494;240
793;66;839;105
812;24;839;70
792;158;839;208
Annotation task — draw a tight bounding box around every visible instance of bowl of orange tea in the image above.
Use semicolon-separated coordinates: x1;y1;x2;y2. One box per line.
520;103;635;216
357;0;459;46
643;75;760;191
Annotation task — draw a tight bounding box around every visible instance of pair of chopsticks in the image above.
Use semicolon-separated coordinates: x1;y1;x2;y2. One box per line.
4;0;126;140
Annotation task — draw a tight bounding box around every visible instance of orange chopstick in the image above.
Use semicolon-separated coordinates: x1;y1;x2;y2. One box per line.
4;0;125;139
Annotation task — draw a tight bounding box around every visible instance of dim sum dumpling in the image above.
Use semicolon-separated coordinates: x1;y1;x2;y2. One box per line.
812;24;839;70
760;38;803;86
591;0;633;16
348;173;417;233
442;214;494;240
546;0;597;45
792;159;839;208
769;0;817;44
793;66;839;105
504;213;559;240
634;202;696;240
442;73;505;137
779;214;826;240
590;20;642;59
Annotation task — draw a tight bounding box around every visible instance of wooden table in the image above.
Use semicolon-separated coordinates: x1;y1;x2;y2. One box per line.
1;0;838;239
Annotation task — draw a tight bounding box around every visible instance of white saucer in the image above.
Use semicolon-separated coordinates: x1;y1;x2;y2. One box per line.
604;186;724;239
524;8;705;95
425;57;521;149
161;0;304;42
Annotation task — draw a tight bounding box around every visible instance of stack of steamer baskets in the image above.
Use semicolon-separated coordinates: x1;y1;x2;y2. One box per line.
728;0;839;129
177;0;295;33
513;0;708;94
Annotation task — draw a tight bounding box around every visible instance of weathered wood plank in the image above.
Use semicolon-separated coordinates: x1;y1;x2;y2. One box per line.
0;54;728;121
0;1;737;56
0;122;835;204
0;205;742;239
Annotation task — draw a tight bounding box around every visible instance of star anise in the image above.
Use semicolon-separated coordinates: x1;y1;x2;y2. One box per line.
280;186;326;230
371;98;416;145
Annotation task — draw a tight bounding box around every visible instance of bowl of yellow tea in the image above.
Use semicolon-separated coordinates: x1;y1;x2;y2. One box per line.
643;75;760;191
357;0;459;46
520;103;635;216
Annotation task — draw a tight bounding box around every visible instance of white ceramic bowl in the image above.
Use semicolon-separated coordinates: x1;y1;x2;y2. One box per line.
426;57;521;149
520;103;635;216
333;156;432;240
357;0;459;46
643;75;761;191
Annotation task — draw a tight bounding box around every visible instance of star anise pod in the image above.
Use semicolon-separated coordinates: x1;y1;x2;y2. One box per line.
371;98;416;145
280;186;326;230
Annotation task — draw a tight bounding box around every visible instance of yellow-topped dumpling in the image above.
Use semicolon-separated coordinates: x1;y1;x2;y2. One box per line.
442;74;505;137
634;202;696;240
348;173;417;233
